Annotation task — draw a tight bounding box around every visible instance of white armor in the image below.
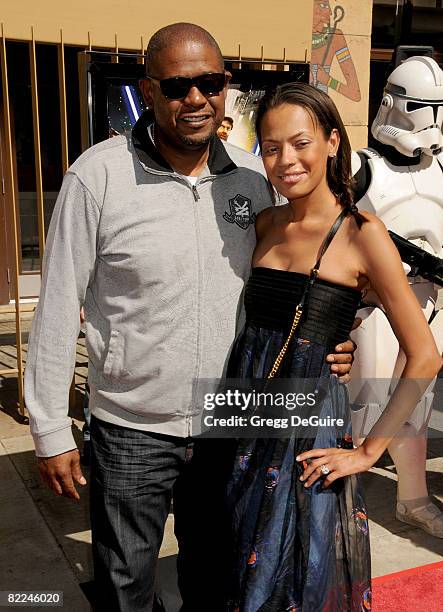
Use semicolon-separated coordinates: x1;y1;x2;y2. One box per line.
350;55;443;436
354;148;443;258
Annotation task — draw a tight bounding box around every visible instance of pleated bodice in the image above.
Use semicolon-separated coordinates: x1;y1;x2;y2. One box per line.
244;266;362;350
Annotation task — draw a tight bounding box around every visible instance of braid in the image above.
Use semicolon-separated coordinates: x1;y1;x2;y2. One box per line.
328;148;363;226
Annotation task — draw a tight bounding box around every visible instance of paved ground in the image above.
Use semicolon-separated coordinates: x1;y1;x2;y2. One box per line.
0;317;442;611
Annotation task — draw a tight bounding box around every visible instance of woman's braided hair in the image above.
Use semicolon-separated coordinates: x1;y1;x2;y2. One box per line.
255;82;364;225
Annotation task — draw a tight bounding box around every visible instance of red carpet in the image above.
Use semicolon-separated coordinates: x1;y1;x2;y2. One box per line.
372;561;443;611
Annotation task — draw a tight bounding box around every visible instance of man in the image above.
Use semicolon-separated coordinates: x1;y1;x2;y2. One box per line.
217;115;234;141
25;23;355;611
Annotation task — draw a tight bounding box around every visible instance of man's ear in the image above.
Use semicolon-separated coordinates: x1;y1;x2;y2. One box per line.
139;78;153;109
224;71;232;89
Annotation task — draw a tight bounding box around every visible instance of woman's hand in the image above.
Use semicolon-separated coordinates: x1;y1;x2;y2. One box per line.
296;445;379;489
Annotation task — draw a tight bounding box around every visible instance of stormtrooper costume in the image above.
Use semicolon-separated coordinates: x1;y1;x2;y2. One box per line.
350;55;443;537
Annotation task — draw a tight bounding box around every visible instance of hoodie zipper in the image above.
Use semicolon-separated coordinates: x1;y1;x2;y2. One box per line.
192;184;200;202
188;180;203;437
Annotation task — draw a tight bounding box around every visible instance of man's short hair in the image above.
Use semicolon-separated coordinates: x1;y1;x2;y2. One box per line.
223;117;234;128
145;23;224;75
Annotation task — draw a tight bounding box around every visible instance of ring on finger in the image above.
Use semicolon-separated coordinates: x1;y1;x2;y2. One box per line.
320;464;330;475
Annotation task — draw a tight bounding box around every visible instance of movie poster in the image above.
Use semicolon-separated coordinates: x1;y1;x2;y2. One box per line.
221;86;264;154
107;83;145;137
219;65;309;154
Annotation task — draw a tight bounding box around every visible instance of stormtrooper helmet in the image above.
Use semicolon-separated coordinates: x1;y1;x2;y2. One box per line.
372;56;443;157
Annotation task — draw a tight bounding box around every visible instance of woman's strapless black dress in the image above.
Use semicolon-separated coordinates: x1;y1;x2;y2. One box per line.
226;267;372;612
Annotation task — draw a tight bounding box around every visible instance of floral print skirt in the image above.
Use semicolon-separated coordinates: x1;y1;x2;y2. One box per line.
226;326;372;612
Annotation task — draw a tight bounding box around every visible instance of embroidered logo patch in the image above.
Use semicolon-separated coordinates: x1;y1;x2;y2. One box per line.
223;194;256;230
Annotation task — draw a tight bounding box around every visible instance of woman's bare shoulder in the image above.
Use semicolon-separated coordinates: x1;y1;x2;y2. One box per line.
349;210;389;243
348;210;401;277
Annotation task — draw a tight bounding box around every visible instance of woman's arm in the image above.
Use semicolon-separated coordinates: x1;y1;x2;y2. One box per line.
297;215;442;487
351;216;441;452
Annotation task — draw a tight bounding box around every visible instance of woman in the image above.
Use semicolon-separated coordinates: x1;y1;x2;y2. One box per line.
226;83;441;612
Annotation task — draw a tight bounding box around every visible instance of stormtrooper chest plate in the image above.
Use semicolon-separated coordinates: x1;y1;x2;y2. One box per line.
356;151;443;257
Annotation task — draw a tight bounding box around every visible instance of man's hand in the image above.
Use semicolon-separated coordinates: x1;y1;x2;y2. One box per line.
38;449;87;501
325;318;361;383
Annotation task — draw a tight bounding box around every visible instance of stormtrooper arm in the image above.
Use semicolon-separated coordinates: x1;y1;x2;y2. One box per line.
351;151;411;275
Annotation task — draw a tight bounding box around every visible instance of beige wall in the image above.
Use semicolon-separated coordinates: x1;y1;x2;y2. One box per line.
309;0;373;149
2;0;313;62
2;0;372;146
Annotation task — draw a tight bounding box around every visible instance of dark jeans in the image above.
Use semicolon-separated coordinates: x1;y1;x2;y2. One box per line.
90;416;237;612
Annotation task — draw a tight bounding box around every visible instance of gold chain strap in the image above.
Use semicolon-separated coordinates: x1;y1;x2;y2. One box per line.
267;304;304;379
265;207;348;380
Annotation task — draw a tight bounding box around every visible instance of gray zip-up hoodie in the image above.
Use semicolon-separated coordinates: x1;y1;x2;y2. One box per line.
24;112;273;457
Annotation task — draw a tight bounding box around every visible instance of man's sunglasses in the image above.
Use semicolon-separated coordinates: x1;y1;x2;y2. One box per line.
146;72;227;100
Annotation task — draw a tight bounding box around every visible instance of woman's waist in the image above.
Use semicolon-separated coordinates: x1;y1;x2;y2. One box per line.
244;312;353;349
245;269;359;344
245;290;359;347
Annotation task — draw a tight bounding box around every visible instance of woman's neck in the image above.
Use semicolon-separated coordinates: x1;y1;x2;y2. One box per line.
287;186;341;223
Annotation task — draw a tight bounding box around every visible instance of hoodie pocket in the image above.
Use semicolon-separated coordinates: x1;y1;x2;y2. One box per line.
103;330;122;379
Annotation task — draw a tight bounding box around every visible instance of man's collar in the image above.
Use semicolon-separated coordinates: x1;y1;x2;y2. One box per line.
206;130;238;175
131;110;238;175
132;111;174;172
